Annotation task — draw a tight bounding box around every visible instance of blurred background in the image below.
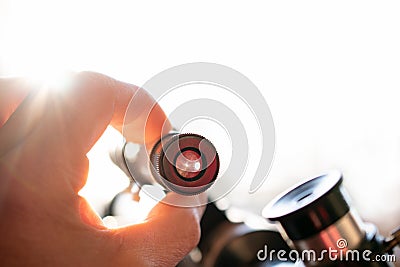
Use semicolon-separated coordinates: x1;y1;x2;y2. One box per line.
1;0;399;241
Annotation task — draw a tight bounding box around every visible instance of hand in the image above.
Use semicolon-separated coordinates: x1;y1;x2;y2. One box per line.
0;72;205;267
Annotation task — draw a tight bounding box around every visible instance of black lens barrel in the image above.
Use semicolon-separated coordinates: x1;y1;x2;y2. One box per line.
263;171;350;240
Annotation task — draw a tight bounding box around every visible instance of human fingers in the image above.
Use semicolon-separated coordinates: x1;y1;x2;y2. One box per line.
0;72;171;193
0;77;34;127
108;192;207;267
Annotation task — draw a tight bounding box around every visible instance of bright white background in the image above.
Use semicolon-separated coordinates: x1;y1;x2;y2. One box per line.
1;0;399;240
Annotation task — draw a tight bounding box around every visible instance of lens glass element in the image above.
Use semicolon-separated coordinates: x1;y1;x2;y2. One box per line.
175;150;203;179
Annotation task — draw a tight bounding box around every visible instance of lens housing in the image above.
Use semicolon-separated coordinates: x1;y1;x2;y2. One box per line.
263;171;367;266
263;171;353;241
150;133;220;195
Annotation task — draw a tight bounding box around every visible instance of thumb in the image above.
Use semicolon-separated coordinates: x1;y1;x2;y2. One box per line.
109;193;207;267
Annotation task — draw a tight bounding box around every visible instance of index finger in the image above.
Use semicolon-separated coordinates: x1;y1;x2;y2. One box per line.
0;77;33;127
0;72;172;158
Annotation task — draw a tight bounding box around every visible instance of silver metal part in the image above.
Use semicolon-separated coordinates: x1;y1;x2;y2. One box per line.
293;211;365;266
124;142;157;186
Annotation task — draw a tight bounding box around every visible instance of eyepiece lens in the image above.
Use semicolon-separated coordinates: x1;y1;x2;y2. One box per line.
150;133;220;195
175;150;203;179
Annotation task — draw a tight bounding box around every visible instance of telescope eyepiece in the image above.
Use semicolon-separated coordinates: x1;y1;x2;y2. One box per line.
263;171;369;266
263;171;351;241
150;133;220;195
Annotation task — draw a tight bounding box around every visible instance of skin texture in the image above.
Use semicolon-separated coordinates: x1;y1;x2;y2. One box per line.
0;72;205;267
